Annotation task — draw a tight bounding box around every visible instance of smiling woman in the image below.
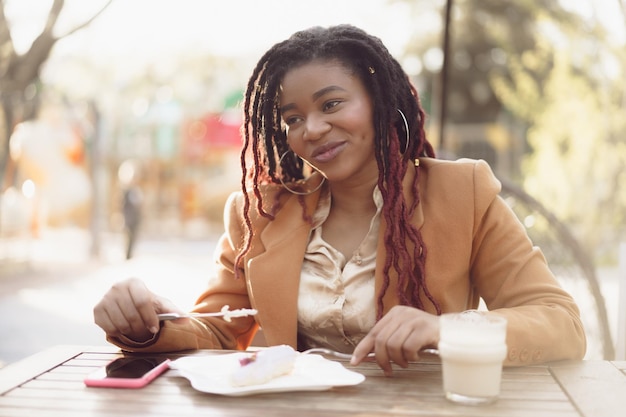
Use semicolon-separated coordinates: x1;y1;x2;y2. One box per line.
93;24;586;378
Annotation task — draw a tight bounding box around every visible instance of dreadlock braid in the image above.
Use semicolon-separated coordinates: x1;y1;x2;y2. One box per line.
236;24;440;317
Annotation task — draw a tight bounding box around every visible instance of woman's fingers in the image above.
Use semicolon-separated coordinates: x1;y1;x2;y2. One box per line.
125;278;160;333
384;322;419;367
351;333;375;365
353;306;440;376
94;278;166;341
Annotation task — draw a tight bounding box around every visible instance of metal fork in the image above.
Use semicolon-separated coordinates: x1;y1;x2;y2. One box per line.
301;347;439;359
301;348;374;359
157;308;258;322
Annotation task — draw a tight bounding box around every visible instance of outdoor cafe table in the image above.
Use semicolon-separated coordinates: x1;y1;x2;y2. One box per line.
0;345;625;417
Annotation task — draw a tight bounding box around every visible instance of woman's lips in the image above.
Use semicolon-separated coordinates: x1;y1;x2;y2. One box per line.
311;142;347;163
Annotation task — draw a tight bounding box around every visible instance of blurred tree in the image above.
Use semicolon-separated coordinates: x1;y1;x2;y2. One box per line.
0;0;112;191
491;25;626;257
401;0;585;155
396;0;625;258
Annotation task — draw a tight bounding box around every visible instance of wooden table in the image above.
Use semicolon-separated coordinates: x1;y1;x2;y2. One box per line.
1;345;625;417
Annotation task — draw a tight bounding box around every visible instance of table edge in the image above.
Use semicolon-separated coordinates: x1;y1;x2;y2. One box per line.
0;345;118;395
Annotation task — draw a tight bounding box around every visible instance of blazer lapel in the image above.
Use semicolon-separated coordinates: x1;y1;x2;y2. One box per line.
245;186;321;348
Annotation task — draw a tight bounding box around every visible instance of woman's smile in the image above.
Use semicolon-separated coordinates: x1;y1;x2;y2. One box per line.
310;141;347;164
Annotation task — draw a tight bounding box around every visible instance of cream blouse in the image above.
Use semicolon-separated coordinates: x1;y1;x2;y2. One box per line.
297;187;383;353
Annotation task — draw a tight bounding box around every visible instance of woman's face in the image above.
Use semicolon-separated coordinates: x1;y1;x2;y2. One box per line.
279;60;378;186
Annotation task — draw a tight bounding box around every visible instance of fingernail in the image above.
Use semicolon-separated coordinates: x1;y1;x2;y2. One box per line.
350;356;357;365
149;326;159;334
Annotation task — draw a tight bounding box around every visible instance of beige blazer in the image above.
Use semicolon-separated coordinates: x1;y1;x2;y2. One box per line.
110;158;586;365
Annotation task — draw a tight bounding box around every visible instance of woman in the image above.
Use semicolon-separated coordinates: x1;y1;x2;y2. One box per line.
93;25;586;375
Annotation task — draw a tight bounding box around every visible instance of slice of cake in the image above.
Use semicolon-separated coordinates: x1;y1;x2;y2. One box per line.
230;345;298;387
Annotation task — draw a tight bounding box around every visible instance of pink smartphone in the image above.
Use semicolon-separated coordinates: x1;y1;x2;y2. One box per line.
84;356;171;388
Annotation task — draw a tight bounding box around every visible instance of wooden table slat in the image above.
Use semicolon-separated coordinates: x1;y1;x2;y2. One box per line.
550;360;626;417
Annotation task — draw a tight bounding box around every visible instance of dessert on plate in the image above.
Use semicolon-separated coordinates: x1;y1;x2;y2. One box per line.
231;345;299;387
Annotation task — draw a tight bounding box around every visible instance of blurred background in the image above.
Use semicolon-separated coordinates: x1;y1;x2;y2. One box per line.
0;0;625;365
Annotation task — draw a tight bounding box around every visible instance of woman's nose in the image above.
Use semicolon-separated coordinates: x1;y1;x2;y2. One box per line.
303;114;330;141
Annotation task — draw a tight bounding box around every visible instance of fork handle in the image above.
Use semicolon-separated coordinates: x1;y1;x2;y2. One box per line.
157;313;182;320
302;348;439;359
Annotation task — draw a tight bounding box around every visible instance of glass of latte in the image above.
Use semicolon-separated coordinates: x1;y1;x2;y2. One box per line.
438;310;508;405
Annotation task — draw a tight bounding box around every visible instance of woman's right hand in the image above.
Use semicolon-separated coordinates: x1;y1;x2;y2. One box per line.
93;277;183;342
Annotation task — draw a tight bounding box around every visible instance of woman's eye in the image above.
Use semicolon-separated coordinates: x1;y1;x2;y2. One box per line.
323;100;341;112
284;116;302;126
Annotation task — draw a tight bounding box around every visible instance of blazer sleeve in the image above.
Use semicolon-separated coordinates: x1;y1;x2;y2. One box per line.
469;160;586;364
106;192;259;353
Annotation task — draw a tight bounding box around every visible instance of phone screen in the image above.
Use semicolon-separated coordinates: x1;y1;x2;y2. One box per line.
84;356;171;388
105;357;169;379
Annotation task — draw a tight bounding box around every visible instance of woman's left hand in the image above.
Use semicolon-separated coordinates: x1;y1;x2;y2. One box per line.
351;305;440;376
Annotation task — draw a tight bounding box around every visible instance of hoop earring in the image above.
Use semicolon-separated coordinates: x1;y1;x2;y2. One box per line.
278;151;326;196
397;108;410;155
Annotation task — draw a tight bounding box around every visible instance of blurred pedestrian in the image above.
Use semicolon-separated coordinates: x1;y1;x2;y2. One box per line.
118;160;143;260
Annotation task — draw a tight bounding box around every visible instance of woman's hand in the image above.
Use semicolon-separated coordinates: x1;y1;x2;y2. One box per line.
351;305;440;376
93;277;183;342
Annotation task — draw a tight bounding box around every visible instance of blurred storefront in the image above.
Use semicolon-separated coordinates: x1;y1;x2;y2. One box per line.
110;104;242;240
179;110;242;226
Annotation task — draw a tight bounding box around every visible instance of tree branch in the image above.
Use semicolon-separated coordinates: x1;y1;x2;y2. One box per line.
0;0;16;69
44;0;65;33
60;0;114;38
7;0;114;90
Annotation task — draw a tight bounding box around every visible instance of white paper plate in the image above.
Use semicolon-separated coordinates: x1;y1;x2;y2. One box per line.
169;352;365;396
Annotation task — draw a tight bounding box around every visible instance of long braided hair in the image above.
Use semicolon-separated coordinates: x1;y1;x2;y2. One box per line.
237;24;440;318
